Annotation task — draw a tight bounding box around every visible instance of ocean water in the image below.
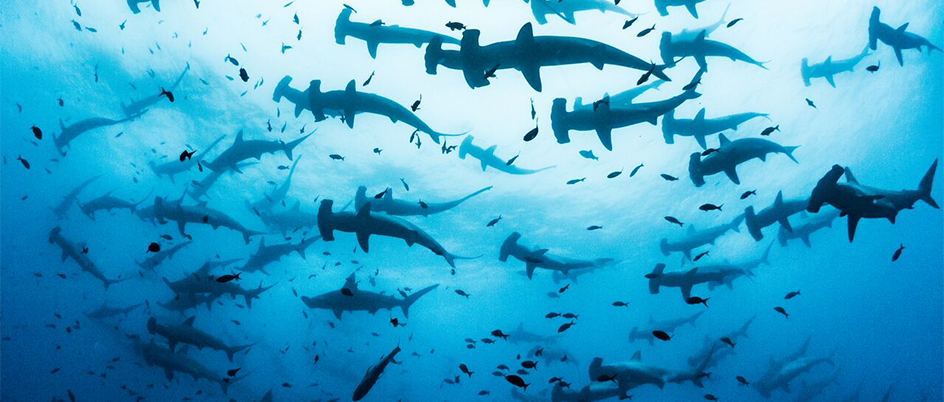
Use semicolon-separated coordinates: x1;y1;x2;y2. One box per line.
1;0;942;401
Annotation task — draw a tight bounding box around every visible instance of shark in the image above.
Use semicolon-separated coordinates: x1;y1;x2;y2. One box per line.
51;175;101;219
127;0;160;14
122;62;190;117
77;189;151;220
807;165;902;242
754;353;835;398
551;382;620;402
334;8;460;58
840;159;939;212
868;6;941;66
458;136;555;175
589;352;671;398
687;315;755;369
662;108;769;149
660;30;767;72
688;134;799;187
508;322;563;345
354;185;492;217
85;303;144;320
151;194;266;244
499;232;615;279
147;316;254;362
161;265;274;309
668;343;715;388
137;240;192;271
573;81;665;112
674;3;730;42
53;113;145;156
527;0;635;25
660;214;744;260
352;344;401;401
203;130;310;173
138;341;244;395
801;46;870;87
655;0;708;18
259;201;318;235
792;369;842;402
238;235;321;275
301;273;438;320
744;191;810;241
247;155;303;212
629;311;705;346
148;134;227;183
48;227;127;290
777;210;840;248
647;263;746;300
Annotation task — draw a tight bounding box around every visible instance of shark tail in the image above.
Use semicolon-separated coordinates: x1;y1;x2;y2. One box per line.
760;242;773;265
401;284;439;319
226;343;256;362
151;0;161;12
651;63;672;82
783;146;800;163
283;133;312;161
868;7;881;50
425;36;445;75
628;327;638;342
103;276;129;291
648;263;666;294
245;282;275;309
455;186;493;205
917;159;939;209
273;75;294;103
499;232;522;262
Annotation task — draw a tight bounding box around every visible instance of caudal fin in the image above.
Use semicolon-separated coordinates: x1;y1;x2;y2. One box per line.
245;282;275;308
918;159;939;209
401;284;439;319
283;133;312;161
226;343;256;362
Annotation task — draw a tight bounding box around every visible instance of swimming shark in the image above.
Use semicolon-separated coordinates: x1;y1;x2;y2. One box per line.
688;134;799;187
424;23;670;91
148;134;226;184
458;136;556;175
352;344;401;401
660;214;744;260
807;165;901;242
508;322;563;345
674;3;730;42
318;200;473;267
158;292;219;314
161;266;274;308
702;245;771;292
629;311;705;345
272;76;462;143
841;159;939;211
122;62;189;117
147;316;254;362
589;352;670;398
551;382;620;402
238;235;321;275
53;113;145;156
868;6;941;66
527;0;634;25
744;191;809;241
662;108;769;149
792;369;842;402
655;0;708;18
48;227;127;290
552;90;701;151
668;343;715;388
527;344;578;367
152;195;266;244
777;210;840;248
334;8;460;59
127;0;160;14
801;46;870;87
78;189;151;220
354;185;492;217
573;81;665;111
754;353;835;398
660;30;767;72
499;232;615;279
138;341;243;395
247;156;303;212
301;273;438;320
52;175;101;219
647;263;745;300
137;240;192;271
259;201;318;235
687;315;755;369
203;130;310;173
85;303;144;320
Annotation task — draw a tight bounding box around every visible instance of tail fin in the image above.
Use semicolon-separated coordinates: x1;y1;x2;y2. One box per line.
425;36;445;75
499;232;523;262
151;0;161;12
648;263;666;294
245;282;275;308
226;343;255;362
273;75;294;102
550;98;571;144
917;159;939;209
401;284;439;318
868;7;881;50
103;276;129;291
282;133;312;161
629;327;638;342
760;242;773;265
783;146;800;163
662;110;677;144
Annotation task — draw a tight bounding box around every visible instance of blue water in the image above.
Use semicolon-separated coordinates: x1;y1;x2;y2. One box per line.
1;0;942;401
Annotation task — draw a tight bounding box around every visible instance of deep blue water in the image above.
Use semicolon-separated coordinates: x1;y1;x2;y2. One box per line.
1;1;942;401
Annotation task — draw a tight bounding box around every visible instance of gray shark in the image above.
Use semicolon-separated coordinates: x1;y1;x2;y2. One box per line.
674;4;730;42
48;227;127;290
127;0;160;14
457;136;555;175
318;200;473;267
272;76;462;143
161;267;274;308
424;23;670;92
85;303;144;320
147;316;253;361
801;46;870;87
551;382;620;402
761;336;813;381
203;130;310;173
745;191;809;241
334;8;459;59
655;0;708;18
352;344;401;401
137;240;192;271
499;232;614;279
159;292;219;314
508;322;563;345
527;0;634;25
629;311;705;346
301;273;438;320
868;6;941;66
238;235;321;275
148;134;226;183
354;185;492;217
573;81;665;112
793;369;842;402
138;341;243;395
260;201;317;235
247;156;303;212
660;30;767;72
754;353;835;398
807;165;901;242
527;344;577;367
647;263;744;300
702;243;771;291
53;113;144;156
660;214;744;260
588;352;670;398
52;175;101;219
668;343;715;388
841;159;939;211
122;63;189;117
552;90;701;151
777;210;840;248
151;195;266;244
687;315;755;369
688;134;799;187
78;189;151;220
662;108;769;149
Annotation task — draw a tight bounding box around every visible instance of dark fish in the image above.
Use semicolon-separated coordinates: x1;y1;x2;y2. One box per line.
892;244;904;262
239;68;250;82
363;71;375;86
329;154;345;161
736;376;750;386
774;306;789;318
805;98;817;109
521;360;538;370
30;126;42;140
460;363;474;377
622;17;638;29
147;242;161;253
705;394;719;401
726;18;744;28
637;24;656;37
179;150;195;161
74;4;82;16
505;375;529;391
455;289;471;298
579;150;598;160
71;20;81;31
160;87;175;102
400;178;410;191
587;225;603;231
866;62;880;73
340;287;354;296
293;12;300;24
487;215;502;227
16;155;29;170
225;54;240;66
760;125;780;136
693;251;709;261
411;95;421;112
612;301;629;307
523;124;539;142
721;337;735;348
664;216;684;227
630;163;644;177
557;321;575;333
566;178;586;185
419;200;428;209
491;329;509;340
559;284;570;293
506;153;520;166
661;174;679;181
562;313;578;319
699;203;723;211
701;148;719;156
390;318;399;327
215;273;241;283
119;20;127;30
446;21;466;31
785;290;801;299
740;190;757;199
637;64;654;85
607;169;623;179
484;64;500;80
58;96;65;106
652;330;671;341
227;368;241;376
546;312;561;318
530;98;536;120
374;189;388;199
373;148;382;155
597;374;618;383
685;296;709;307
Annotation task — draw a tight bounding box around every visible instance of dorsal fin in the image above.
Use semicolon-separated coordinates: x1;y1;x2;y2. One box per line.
383;188;393;201
183;316;196;326
345;79;357;94
824;56;833;65
694;108;706;123
343;272;358;291
485;145;497;155
234;129;244;143
718;133;732;147
631;351;642;361
844;168;859;184
685;267;699;276
775;191;785;207
515;23;536;48
356;203;371;219
695;29;707;43
687;224;696;234
897;22;909;33
59;118;66;130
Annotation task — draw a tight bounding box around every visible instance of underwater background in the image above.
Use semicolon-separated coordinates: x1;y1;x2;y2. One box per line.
1;0;942;401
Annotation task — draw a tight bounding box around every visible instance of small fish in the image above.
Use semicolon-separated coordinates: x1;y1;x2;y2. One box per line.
58;96;65;107
505;153;520;166
400;178;410;191
866;62;880;73
685;296;710;307
805;98;817;109
721;337;735;348
699;203;723;211
374;189;388;199
579;150;598;160
892;244;905;262
239;68;250;82
546;312;561;318
693;251;709;261
505;375;528;391
587;225;603;231
446;21;466;31
119;20;127;30
418;200;428;209
612;301;629;307
652;330;671;341
607;169;623;179
664;216;684;227
193;0;200;8
760;125;780;136
329;154;345;161
484;64;500;80
557;321;575;333
225;54;240;66
455;289;471;298
459;364;474;377
559;284;570;293
774;306;789;318
491;329;509;340
215;273;241;283
71;20;81;31
411;94;421;112
726;18;744;28
487;215;502;227
281;43;293;53
340;287;354;296
637;24;656;37
740;190;757;199
784;290;801;300
16;155;30;170
179;150;195;161
146;242;161;253
637;64;655;85
683;78;701;91
390;318;399;327
521;360;538;370
736;376;750;386
523;123;539;142
622;17;638;30
227;368;241;377
297;29;303;40
702;148;719;156
567;178;586;185
530;98;536;119
293;12;299;24
363;71;375;86
630;163;644;177
661;174;679;181
705;394;719;401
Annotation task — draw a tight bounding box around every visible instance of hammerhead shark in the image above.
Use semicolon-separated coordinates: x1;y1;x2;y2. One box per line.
354;185;492;217
334;8;459;58
48;227;127;290
238;235;321;275
78;189;152;220
137;240;192;271
807;165;902;242
127;0;160;14
424;23;670;92
687;316;754;369
161;262;275;308
662;108;769;149
660;214;744;260
148;134;226;183
203;130;310;173
655;0;708;18
85;303;144;320
53;113;145;156
777;210;840;248
499;232;614;279
589;352;671;399
259;201;317;235
458;136;555;175
147;316;254;362
151;194;266;244
52;175;101;219
688;134;799;187
122;62;190;117
301;273;439;320
527;0;635;25
869;6;941;66
138;341;244;395
629;311;705;345
660;30;767;72
247;155;303;212
674;3;730;42
647;262;746;300
801;46;870;87
744;191;809;241
573;81;665;111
